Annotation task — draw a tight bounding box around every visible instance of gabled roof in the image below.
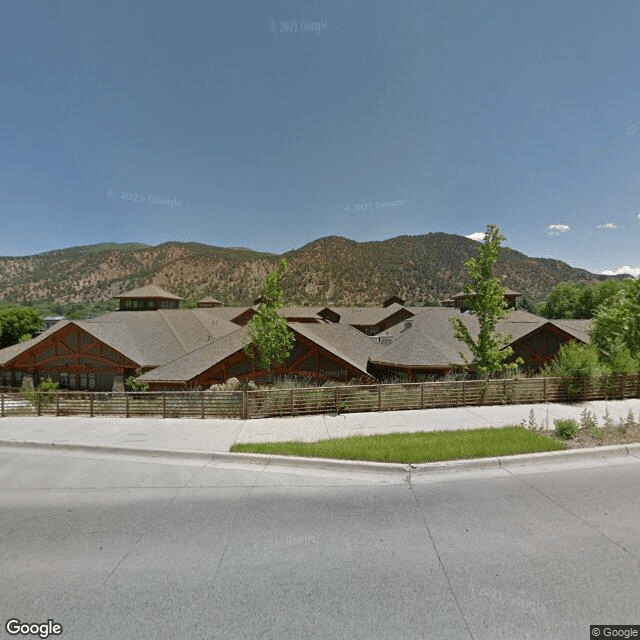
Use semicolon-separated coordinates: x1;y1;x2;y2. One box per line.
370;308;548;368
328;303;413;326
114;285;184;300
0;319;75;365
198;296;223;304
139;326;250;383
288;322;382;374
139;321;383;383
86;309;239;366
543;319;592;344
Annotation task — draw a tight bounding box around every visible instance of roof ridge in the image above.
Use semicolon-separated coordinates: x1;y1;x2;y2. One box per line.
157;310;191;354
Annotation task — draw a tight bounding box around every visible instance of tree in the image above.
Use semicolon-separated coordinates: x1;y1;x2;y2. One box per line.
244;258;294;376
590;278;640;362
0;307;43;349
537;279;625;319
450;224;522;377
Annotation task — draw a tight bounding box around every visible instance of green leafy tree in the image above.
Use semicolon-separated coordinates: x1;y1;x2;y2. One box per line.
125;368;149;391
590;278;640;361
451;224;522;378
0;307;44;348
244;258;295;376
544;341;605;378
537;279;625;319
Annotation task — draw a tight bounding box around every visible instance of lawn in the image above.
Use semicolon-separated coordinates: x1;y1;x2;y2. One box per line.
230;426;566;464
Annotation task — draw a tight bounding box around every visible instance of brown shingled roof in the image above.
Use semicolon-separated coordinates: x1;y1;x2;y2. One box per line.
114;285;184;300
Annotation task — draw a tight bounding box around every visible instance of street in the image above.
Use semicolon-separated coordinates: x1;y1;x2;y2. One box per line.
1;448;639;639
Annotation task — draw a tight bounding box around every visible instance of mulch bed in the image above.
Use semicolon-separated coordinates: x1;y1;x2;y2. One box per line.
544;424;640;449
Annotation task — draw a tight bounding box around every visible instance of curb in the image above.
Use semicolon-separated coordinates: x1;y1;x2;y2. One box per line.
1;439;639;476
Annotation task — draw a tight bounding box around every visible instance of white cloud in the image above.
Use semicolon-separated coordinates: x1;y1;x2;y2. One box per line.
546;224;571;236
465;232;485;242
596;222;619;229
600;266;640;278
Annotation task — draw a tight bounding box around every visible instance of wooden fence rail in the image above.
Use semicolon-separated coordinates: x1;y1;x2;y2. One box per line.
1;374;639;420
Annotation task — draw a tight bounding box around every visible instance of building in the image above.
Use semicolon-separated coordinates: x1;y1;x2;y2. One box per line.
0;285;591;391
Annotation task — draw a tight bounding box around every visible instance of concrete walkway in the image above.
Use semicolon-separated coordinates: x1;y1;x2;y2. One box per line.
0;399;639;456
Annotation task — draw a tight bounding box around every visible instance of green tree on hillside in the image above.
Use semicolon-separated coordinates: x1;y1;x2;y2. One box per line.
451;224;522;378
0;307;44;349
244;258;294;376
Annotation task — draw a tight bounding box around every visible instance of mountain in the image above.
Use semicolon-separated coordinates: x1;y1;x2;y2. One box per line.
0;234;617;308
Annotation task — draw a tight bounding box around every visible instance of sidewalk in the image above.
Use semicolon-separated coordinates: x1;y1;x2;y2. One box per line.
0;399;639;457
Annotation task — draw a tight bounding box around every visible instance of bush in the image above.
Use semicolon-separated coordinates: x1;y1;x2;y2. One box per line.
554;418;579;440
552;342;604;379
20;377;58;409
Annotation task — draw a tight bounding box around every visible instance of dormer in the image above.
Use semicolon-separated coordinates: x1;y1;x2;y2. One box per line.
114;285;183;311
197;297;223;308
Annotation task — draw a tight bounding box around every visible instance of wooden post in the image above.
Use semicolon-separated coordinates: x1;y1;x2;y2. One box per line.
421;383;425;409
378;385;382;412
462;380;466;405
126;393;130;418
90;393;94;418
201;391;205;419
242;390;247;420
335;385;339;414
290;388;294;416
162;393;167;418
56;393;60;416
37;392;42;416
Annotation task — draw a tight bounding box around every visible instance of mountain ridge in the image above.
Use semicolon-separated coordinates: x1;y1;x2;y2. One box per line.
0;233;621;307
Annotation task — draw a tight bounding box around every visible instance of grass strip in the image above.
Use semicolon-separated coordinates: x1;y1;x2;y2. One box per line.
230;426;565;464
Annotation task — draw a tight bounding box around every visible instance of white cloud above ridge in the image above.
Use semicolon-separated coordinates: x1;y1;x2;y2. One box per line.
600;265;640;278
596;222;619;229
465;232;485;242
546;224;571;236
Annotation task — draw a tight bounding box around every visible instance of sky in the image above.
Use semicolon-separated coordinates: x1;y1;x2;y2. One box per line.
1;1;639;276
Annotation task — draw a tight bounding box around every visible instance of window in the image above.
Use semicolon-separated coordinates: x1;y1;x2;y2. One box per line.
79;373;96;390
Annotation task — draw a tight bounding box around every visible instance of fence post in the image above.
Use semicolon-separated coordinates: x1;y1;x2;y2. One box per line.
335;386;339;414
378;385;382;412
291;388;294;415
242;390;248;419
37;392;42;416
1;393;4;418
125;393;130;418
56;393;60;416
90;393;94;417
162;393;167;418
421;383;425;409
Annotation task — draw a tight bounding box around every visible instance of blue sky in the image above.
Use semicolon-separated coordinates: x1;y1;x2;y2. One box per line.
2;1;639;275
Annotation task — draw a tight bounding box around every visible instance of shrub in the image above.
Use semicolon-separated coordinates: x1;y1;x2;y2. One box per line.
553;342;604;379
554;418;579;440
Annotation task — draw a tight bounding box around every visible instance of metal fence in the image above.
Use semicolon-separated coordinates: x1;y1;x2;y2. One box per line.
2;374;639;419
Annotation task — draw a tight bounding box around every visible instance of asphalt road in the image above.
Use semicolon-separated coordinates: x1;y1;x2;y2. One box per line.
1;449;639;640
